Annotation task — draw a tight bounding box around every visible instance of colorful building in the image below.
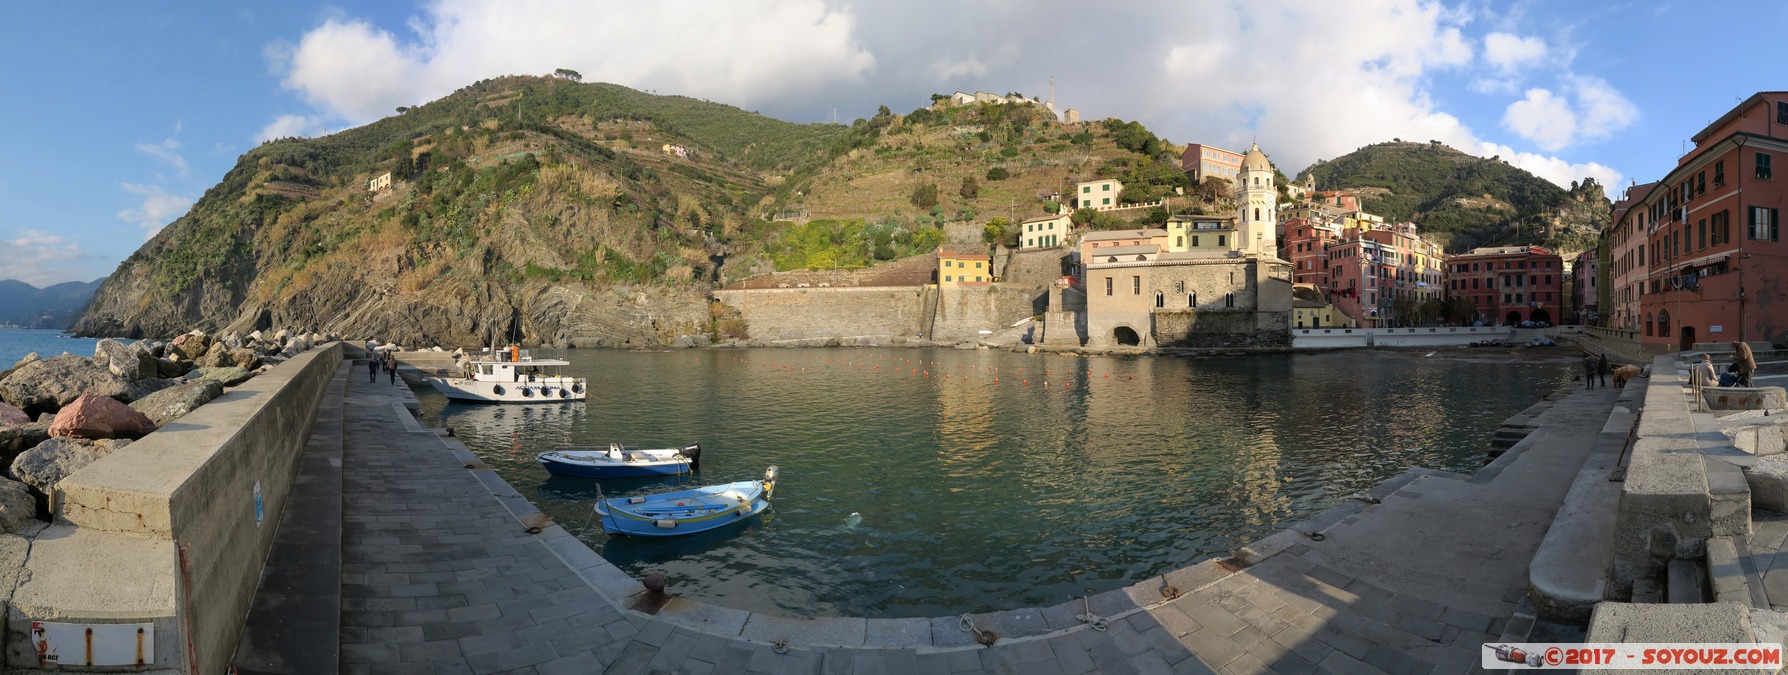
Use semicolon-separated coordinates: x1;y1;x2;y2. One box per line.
1321;225;1444;327
1571;248;1598;325
1291;284;1355;329
1078;228;1168;276
1604;182;1658;333
1180;144;1244;184
937;251;991;287
1164;215;1241;254
1075;179;1124;211
1018;214;1071;250
1631;92;1788;349
1443;246;1565;326
1280;217;1340;287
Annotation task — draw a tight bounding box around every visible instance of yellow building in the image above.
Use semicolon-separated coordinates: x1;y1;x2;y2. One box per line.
1076;179;1124;211
1291;283;1355;328
1164;215;1241;255
938;251;992;286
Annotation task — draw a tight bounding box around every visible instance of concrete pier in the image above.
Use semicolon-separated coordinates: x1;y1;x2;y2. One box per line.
209;357;1629;674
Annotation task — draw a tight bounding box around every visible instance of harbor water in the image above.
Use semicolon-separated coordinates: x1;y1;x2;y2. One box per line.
415;347;1572;619
0;328;106;369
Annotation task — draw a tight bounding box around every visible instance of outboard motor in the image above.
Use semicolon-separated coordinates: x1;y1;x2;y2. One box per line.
680;443;702;470
763;465;780;500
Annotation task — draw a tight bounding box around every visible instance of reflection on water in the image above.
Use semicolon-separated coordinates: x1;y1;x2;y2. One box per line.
418;347;1570;618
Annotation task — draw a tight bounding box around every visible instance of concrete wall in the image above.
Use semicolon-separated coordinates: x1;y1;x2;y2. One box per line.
713;285;1041;344
713;287;928;342
931;285;1045;342
1607;353;1751;595
1290;326;1514;349
30;344;343;674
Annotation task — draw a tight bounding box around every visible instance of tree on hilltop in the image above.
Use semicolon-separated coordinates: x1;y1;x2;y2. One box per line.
553;68;583;82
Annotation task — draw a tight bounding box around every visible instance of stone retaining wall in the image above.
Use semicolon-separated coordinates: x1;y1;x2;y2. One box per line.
16;344;343;673
714;285;1042;344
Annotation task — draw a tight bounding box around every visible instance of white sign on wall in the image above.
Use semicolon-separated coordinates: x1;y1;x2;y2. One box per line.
1711;325;1724;333
30;622;154;666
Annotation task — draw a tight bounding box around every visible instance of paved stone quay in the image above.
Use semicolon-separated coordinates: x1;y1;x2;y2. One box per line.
235;360;1620;674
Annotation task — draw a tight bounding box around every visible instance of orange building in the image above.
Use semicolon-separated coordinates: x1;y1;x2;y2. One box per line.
1632;92;1788;349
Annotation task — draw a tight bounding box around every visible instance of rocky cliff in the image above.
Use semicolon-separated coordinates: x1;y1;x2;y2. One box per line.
74;76;841;347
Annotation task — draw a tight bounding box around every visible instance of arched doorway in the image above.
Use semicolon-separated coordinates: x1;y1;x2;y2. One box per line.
1680;326;1697;351
1530;308;1551;325
1657;309;1671;340
1113;326;1141;346
1505;311;1522;326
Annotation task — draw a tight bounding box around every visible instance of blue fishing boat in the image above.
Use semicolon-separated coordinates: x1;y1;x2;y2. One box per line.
537;443;701;478
595;467;778;536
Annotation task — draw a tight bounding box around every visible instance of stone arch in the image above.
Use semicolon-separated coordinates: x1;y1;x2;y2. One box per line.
1530;308;1551;325
1113;325;1141;346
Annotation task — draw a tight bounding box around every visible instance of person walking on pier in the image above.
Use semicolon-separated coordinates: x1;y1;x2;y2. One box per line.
386;351;398;385
1582;352;1598;389
1734;341;1757;387
1596;354;1611;388
369;351;381;383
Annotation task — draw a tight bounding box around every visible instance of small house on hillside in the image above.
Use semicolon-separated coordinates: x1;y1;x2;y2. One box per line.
1019;214;1071;250
368;172;392;193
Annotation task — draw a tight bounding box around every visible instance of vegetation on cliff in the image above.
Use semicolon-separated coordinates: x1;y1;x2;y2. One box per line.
1299;141;1611;254
75;78;1206;345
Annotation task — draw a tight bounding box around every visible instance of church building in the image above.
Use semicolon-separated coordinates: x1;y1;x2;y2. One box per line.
1080;143;1293;348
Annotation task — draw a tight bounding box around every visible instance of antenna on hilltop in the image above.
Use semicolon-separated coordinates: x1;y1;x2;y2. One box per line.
1049;76;1055;107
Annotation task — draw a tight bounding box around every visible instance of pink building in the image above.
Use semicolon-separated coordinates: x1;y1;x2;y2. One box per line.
1280;217;1338;288
1444;246;1565;326
1323;227;1444;327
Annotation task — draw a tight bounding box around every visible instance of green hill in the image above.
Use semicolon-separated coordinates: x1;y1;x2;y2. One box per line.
73;76;1202;346
1299;141;1610;253
74;76;864;345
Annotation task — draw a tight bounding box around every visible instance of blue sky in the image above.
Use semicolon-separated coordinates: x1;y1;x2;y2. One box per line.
1;0;1782;286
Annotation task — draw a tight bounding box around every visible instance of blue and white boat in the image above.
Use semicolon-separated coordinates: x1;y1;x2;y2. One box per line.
536;443;702;478
595;467;778;536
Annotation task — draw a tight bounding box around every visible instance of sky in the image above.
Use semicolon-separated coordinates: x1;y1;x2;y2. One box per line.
0;0;1781;287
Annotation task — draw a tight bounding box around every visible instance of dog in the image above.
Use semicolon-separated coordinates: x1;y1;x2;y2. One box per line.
1612;364;1641;387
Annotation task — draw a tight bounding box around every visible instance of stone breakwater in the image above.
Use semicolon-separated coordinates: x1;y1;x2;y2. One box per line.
0;328;339;526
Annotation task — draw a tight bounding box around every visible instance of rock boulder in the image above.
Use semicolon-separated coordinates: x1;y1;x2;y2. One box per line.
11;437;131;494
228;348;262;370
0;420;50;461
0;478;36;533
12;353;40;369
0;403;27;427
194;367;254;387
129;380;224;426
48;393;157;440
96;338;158;381
169;333;212;362
0;355;133;416
125;377;179;401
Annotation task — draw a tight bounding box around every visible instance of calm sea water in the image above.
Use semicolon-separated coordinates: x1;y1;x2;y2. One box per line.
417;348;1571;618
0;328;106;369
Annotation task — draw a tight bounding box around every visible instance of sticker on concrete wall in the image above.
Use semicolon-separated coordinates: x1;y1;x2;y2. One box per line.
31;621;154;666
254;480;264;527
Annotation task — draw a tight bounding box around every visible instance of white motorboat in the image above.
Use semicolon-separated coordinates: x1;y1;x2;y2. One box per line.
428;346;587;403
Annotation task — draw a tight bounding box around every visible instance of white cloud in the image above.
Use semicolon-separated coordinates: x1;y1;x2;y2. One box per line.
134;138;189;178
116;183;194;239
271;0;877;126
1475;142;1622;193
1482;32;1547;74
257;0;1627;192
255;114;329;143
1502;88;1576;151
0;229;90;287
1569;74;1638;142
1500;77;1638;151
